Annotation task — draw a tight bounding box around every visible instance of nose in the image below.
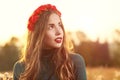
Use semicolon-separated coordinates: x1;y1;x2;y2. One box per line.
55;26;62;35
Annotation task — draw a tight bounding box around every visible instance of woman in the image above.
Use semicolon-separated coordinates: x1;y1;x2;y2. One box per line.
13;4;87;80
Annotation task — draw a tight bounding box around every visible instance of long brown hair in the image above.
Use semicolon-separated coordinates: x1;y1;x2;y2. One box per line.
20;4;75;80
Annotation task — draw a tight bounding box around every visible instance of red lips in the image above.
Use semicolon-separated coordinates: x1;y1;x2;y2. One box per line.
55;37;62;43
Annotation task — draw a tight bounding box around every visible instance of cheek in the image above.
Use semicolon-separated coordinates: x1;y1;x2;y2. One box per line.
44;32;54;42
43;33;55;49
60;28;64;36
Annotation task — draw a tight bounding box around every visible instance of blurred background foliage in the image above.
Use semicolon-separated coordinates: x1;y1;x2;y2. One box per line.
0;37;21;71
0;29;120;72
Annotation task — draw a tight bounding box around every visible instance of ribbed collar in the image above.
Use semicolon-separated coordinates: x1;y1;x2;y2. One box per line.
41;48;58;62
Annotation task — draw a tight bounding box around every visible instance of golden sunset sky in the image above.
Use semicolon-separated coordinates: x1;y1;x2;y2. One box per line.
0;0;120;45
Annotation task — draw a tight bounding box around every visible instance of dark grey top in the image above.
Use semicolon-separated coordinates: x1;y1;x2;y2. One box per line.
13;53;87;80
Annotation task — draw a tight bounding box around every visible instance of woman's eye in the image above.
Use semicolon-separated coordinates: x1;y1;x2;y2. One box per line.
48;25;54;30
59;23;62;27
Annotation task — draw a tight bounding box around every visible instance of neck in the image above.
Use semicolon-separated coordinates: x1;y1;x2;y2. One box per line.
41;48;58;58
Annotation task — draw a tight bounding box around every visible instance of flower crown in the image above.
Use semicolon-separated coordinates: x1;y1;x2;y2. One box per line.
27;4;61;31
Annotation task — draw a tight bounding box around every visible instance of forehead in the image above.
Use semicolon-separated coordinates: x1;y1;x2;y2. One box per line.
48;13;60;23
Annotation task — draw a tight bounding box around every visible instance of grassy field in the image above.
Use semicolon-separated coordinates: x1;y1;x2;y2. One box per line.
0;67;120;80
87;67;120;80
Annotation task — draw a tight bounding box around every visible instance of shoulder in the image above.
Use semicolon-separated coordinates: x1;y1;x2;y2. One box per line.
13;61;25;71
69;53;87;80
14;61;24;68
13;61;25;79
69;53;85;65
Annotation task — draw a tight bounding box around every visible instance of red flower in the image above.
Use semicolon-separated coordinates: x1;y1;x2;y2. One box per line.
27;4;61;31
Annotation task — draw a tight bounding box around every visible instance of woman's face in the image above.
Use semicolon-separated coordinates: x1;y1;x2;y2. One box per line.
43;13;64;49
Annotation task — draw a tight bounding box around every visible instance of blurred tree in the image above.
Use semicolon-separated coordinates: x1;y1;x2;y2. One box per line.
67;31;111;67
0;37;21;71
111;29;120;67
67;31;88;46
77;40;110;67
76;31;89;42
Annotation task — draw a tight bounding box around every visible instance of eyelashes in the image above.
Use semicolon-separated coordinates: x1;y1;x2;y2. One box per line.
48;22;62;30
48;24;54;30
58;22;62;27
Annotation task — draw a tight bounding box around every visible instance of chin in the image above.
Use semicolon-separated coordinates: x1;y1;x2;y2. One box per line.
55;46;61;48
53;46;61;48
54;45;62;48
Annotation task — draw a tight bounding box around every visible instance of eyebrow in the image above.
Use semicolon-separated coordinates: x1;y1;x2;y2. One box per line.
48;24;54;26
48;22;61;25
